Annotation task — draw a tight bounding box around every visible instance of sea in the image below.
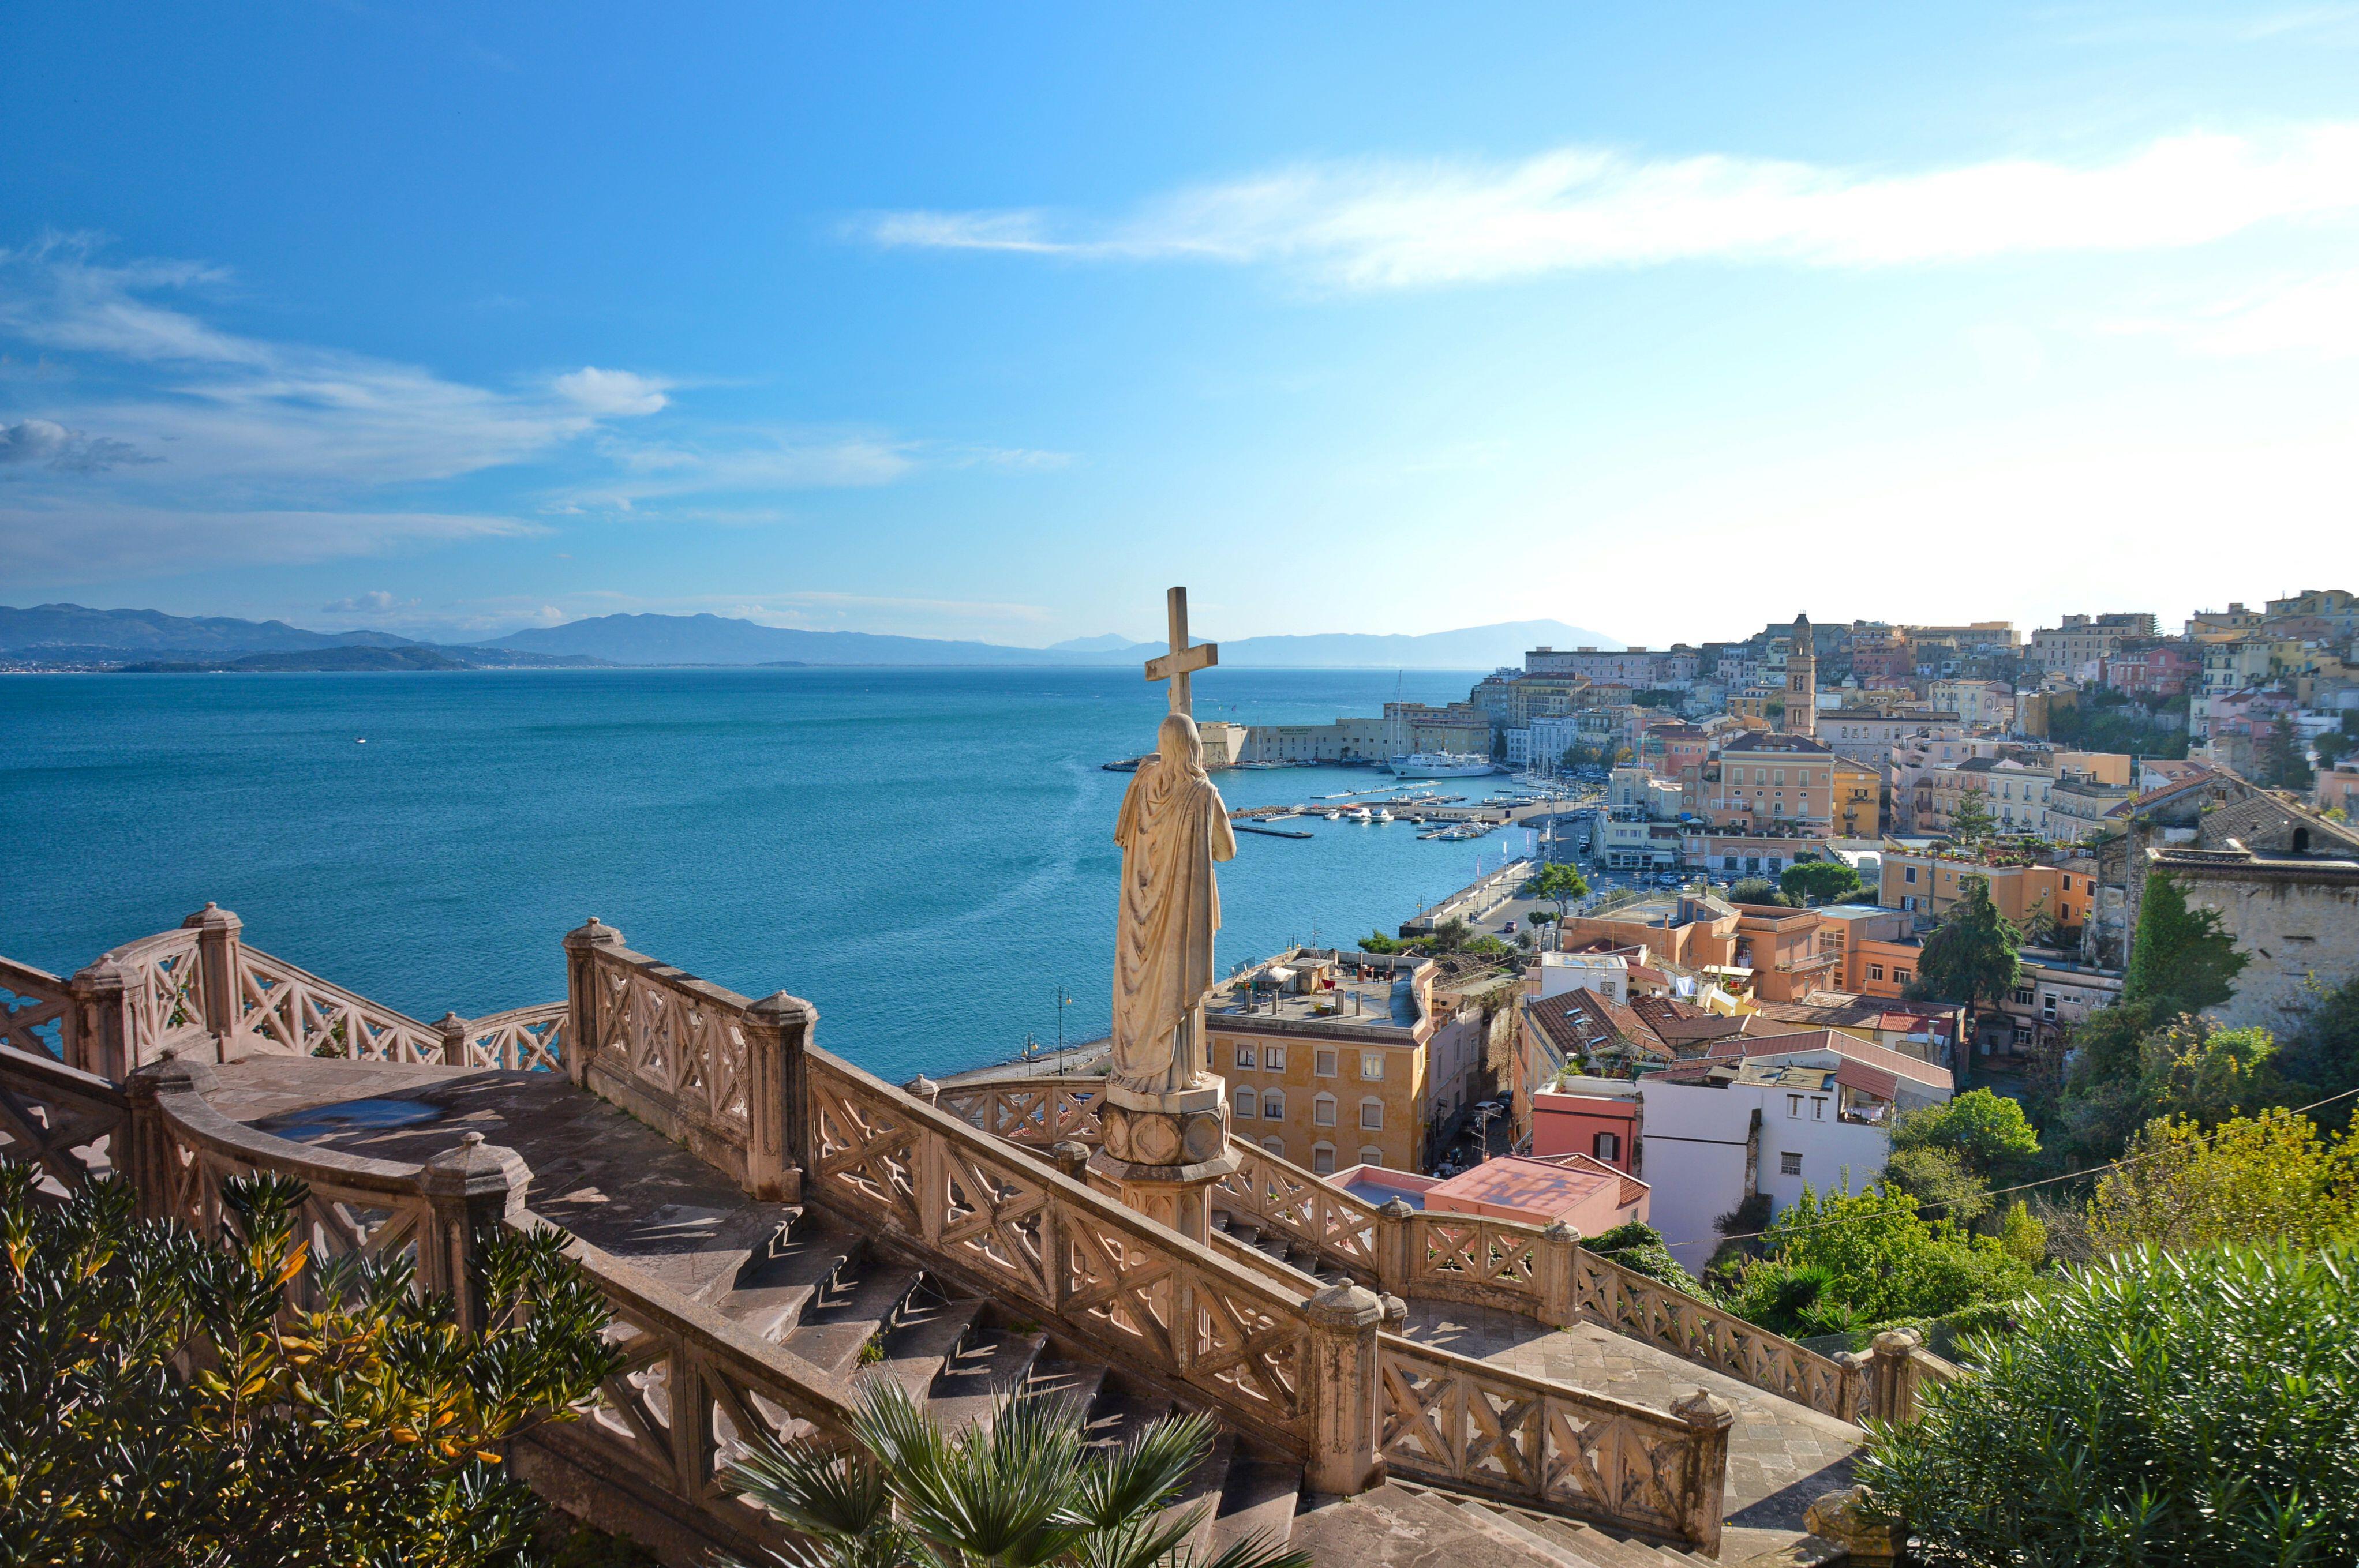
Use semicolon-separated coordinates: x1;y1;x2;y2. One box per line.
1;666;1541;1083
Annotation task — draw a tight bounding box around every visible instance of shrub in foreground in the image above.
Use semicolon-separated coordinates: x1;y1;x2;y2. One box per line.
1859;1243;2359;1566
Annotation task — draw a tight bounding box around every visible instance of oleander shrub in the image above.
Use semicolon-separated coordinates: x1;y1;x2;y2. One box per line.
1860;1243;2359;1566
0;1159;617;1568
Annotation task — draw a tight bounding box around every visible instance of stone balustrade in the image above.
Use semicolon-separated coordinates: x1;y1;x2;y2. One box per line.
937;1071;1874;1426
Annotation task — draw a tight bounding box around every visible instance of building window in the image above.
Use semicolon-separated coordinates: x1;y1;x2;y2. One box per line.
1894;969;1914;985
1263;1044;1286;1072
1813;1098;1826;1120
1234;1044;1255;1070
1593;1131;1620;1163
1360;1099;1384;1131
1781;1151;1803;1177
1360;1146;1385;1169
1361;1052;1384;1080
1313;1093;1336;1127
1262;1089;1285;1121
1315;1048;1338;1077
1312;1143;1335;1175
1904;866;1918;883
2012;988;2035;1005
1788;1094;1804;1119
1262;1136;1285;1157
1233;1086;1255;1119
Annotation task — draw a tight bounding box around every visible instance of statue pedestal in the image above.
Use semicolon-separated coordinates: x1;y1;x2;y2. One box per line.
1094;1078;1238;1244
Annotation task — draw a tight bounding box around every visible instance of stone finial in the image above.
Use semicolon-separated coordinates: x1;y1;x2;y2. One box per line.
437;1011;466;1029
1380;1293;1409;1327
422;1132;531;1198
1541;1220;1581;1243
1305;1281;1386;1330
749;989;818;1026
181;902;242;933
1670;1388;1735;1431
1050;1139;1091;1179
1378;1197;1417;1220
1872;1327;1923;1358
1803;1486;1902;1567
903;1074;940;1104
563;917;623;951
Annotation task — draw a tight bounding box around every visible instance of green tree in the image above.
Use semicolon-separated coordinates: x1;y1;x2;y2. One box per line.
2057;1010;2287;1161
1525;861;1590;924
2282;974;2359;1132
1779;860;1863;906
1355;929;1405;954
725;1381;1307;1568
0;1161;617;1568
1726;876;1789;907
2261;718;2316;790
1907;877;2023;1036
1860;1243;2359;1566
2087;1109;2359;1254
1720;1183;2035;1338
1879;1146;1995;1227
1946;791;1995;843
2122;872;2248;1016
1892;1088;2041;1175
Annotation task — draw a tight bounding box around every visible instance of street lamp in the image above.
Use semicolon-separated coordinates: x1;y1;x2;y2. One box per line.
1054;986;1076;1075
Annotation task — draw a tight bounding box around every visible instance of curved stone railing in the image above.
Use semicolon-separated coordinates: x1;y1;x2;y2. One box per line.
463;1001;570;1071
1573;1248;1863;1421
933;1076;1105;1147
0;1044;126;1199
1218;1140;1385;1280
1378;1336;1731;1556
0;958;77;1063
108;928;214;1063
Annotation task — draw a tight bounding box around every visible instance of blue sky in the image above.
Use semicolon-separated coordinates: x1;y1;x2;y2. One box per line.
4;2;2357;647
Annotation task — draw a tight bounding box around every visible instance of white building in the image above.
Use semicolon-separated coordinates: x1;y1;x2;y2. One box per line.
1634;1031;1955;1267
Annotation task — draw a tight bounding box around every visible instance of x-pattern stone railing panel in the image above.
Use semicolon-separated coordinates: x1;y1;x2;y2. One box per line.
1377;1336;1717;1552
1571;1249;1863;1422
463;1002;569;1072
1219;1141;1383;1276
1410;1213;1544;1308
0;960;77;1064
235;946;445;1064
526;1219;858;1557
0;1045;126;1201
807;1051;1312;1454
934;1079;1105;1149
113;930;214;1061
591;949;751;1135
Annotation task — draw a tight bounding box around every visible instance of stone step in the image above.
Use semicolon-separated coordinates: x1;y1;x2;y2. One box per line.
1083;1376;1175;1451
716;1218;859;1342
1020;1354;1110;1423
1293;1483;1566;1568
862;1291;987;1404
922;1322;1051;1436
1168;1427;1238;1562
1204;1447;1305;1562
1454;1502;1600;1568
780;1259;928;1378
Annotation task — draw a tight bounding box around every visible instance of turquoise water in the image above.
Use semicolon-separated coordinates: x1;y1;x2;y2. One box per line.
1;667;1536;1082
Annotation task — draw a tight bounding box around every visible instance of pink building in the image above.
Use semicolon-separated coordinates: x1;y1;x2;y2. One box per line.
2103;642;2200;698
1529;1079;1642;1171
1387;1153;1651;1233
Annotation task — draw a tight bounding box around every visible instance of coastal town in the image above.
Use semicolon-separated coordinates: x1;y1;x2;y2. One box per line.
1020;587;2359;1288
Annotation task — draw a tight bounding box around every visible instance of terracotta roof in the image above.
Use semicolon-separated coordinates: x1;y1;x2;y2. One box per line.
1424;1153;1646;1221
1834;1061;1901;1101
1733;1027;1955;1090
1628;994;1749;1047
1526;988;1673;1062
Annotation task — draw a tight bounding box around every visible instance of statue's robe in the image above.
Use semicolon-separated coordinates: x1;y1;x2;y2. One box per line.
1111;714;1237;1097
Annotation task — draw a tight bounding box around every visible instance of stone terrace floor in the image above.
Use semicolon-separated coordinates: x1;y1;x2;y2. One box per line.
207;1059;791;1302
1397;1301;1863;1536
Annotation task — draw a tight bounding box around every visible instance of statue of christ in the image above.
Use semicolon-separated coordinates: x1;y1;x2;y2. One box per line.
1109;710;1236;1099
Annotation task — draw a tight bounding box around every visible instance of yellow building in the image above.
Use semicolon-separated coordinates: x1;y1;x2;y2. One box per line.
1879;847;2097;933
1833;756;1882;837
1204;949;1488;1175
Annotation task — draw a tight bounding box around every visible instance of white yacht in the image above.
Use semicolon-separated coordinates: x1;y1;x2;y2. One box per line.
1385;751;1497;778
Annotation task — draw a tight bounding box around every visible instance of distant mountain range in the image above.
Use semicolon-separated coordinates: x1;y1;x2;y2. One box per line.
1;603;1622;672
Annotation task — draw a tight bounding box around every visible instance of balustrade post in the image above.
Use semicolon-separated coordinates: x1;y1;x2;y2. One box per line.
744;991;816;1203
1832;1348;1870;1425
66;959;133;1081
181;903;243;1060
1868;1328;1923;1424
1376;1197;1416;1297
561;918;625;1090
1303;1282;1385;1496
437;1012;471;1067
1669;1388;1734;1559
1049;1140;1092;1181
121;1055;214;1221
1539;1220;1579;1327
421;1131;533;1332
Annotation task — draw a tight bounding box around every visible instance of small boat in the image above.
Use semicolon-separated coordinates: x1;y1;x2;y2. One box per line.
1349;807;1373;823
1373;809;1394;823
1324;809;1342;821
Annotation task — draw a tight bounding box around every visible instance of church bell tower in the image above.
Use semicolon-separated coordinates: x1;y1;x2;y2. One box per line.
1785;613;1817;737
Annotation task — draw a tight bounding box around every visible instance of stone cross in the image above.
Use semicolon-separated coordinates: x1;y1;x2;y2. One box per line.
1143;585;1218;716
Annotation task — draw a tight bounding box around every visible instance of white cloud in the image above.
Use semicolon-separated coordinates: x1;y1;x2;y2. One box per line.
863;125;2359;289
0;502;541;576
321;590;420;616
553;366;670;417
2105;269;2359;359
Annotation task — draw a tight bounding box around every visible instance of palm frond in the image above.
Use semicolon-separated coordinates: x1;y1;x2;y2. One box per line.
1066;1409;1217;1531
725;1432;892;1543
1189;1530;1314;1568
